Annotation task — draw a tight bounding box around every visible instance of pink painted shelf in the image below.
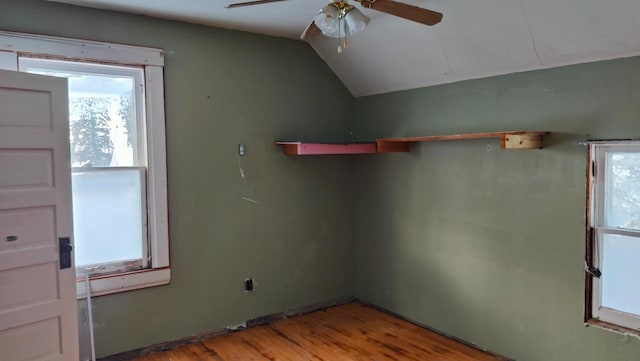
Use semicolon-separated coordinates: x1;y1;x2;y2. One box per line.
276;142;377;155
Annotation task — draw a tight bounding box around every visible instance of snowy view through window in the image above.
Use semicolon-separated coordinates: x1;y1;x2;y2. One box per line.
22;58;145;269
601;151;640;316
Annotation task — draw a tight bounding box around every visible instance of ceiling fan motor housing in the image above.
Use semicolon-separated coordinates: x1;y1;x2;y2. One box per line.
357;0;376;8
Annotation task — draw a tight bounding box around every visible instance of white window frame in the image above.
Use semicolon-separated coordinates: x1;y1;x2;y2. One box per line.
0;31;170;298
588;141;640;333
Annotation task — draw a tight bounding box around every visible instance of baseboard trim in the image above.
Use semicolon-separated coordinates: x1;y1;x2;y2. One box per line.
98;296;355;361
358;299;514;361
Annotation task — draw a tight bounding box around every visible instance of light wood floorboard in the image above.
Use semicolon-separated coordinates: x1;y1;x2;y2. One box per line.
133;302;504;361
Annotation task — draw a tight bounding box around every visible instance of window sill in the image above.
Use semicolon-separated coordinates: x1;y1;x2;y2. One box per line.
76;267;170;299
586;319;640;339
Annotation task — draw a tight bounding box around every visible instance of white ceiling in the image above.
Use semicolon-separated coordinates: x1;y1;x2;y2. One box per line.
52;0;640;96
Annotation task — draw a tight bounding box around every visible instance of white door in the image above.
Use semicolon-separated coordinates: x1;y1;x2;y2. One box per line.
0;69;79;361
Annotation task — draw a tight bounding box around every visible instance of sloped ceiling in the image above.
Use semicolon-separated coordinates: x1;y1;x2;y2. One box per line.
51;0;640;96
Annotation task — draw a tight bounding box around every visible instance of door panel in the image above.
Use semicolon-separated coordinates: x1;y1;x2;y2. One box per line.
0;262;59;311
0;206;56;251
0;69;78;361
0;150;54;188
0;87;52;129
0;317;62;361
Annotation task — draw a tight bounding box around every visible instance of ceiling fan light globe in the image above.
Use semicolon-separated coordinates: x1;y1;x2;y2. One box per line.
314;4;340;34
344;8;369;35
314;14;338;34
316;20;342;38
321;26;342;38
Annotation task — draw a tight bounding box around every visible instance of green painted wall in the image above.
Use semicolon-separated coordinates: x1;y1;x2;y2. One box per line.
0;0;356;358
4;1;640;360
354;58;640;361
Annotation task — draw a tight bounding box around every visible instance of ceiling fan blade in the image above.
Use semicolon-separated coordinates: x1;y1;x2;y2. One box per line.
226;0;290;9
366;0;442;26
300;20;321;40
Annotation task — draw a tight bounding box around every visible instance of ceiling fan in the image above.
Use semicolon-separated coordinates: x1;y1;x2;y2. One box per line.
225;0;442;46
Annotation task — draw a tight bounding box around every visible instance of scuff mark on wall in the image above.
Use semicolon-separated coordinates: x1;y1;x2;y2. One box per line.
241;197;259;204
236;156;246;185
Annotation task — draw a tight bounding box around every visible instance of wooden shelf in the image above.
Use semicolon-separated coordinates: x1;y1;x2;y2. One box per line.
277;131;550;155
376;131;550;152
276;142;377;155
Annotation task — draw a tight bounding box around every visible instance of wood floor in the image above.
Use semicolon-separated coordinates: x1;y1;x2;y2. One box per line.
133;302;504;361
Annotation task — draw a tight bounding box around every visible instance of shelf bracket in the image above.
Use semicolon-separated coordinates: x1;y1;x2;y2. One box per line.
376;141;410;153
500;134;544;149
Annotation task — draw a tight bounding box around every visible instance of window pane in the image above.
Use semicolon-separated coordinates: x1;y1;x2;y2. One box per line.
72;169;145;267
67;78;135;167
605;152;640;231
20;58;141;167
601;232;640;316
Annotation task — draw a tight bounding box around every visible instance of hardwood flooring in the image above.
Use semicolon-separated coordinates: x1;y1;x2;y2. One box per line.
133;302;504;361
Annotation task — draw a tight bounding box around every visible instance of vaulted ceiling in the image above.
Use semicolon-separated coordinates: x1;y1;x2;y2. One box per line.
52;0;640;96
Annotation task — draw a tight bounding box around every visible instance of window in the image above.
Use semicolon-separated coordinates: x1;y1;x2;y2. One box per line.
0;31;169;297
21;58;148;274
587;142;640;333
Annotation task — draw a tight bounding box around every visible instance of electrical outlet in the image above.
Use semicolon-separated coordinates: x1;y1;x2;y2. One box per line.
244;278;254;291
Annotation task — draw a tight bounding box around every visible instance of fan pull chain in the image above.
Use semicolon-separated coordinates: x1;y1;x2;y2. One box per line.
337;17;343;53
342;16;349;51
